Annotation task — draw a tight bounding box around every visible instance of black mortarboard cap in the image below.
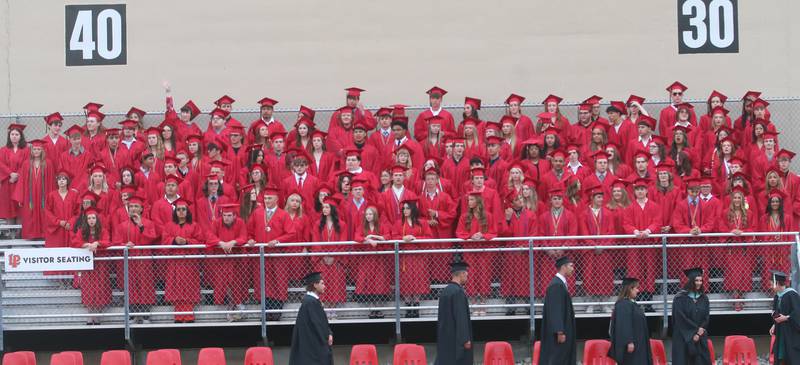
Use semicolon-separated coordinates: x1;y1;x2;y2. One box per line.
303;271;322;286
555;256;574;268
622;277;640;286
771;270;788;285
449;261;469;273
683;267;703;280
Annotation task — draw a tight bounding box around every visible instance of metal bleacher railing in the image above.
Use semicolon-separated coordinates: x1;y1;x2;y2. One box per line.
0;232;797;351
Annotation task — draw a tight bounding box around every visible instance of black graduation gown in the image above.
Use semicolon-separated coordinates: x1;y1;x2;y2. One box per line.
608;299;653;365
435;282;473;365
771;289;800;364
289;293;333;365
671;291;712;365
540;276;577;364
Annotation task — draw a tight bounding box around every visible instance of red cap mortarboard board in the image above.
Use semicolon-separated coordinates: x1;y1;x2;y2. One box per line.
522;137;544;147
506;93;526;104
728;157;745;167
212;136;228;151
708;90;728;103
605;101;626;115
537;112;555;120
676;102;694;111
172;197;189;207
777;149;796;160
543;127;562;136
87;111;105;122
565;144;581;153
56;169;72;179
712;106;730;116
633;150;649;161
464;97;482;110
719;135;737;146
461;118;479;128
508;160;526;171
424;166;439;176
743;91;762;100
470;167;486;177
655;161;675;174
350;177;369;189
140;151;155;161
145;127;161;137
84;207;100;216
715;125;734;136
632;177;650;188
162;156;180;166
127;107;146;118
64;125;84;136
671;125;691;136
592;119;611;133
345;87;365;98
486;136;503;145
666;81;688;92
426;115;445;126
182;100;201;120
426;86;447;96
344;148;362;158
392;115;409;124
500;115;517;125
592;151;611;161
164;174;183;185
522;176;537;187
626;95;645;106
684;177;701;188
158;118;176;130
484;120;501;132
768;189;787;201
89;163;107;175
766;165;782;176
353;120;369;131
249;164;266;174
699;177;713;186
638;115;657;129
210;108;230;119
219;204;240;214
376;107;392;117
731;172;750;184
299;105;316;120
390;164;407;174
548;186;566;197
549;149;567;159
241;183;256;194
226;119;245;130
83;102;103;112
583;95;603;105
310;130;327;140
452;137;466;145
425;156;443;168
399;194;419;205
44;112;64;125
762;131;779;140
269;131;287;141
752;98;770;109
119;120;138;129
29;139;46;148
588;186;605;196
611;178;630;189
391;104;407;116
542;94;563;105
185;134;203;144
468;190;485;198
205;173;220;182
605;141;621;152
337;106;353;115
257;97;278;108
8;123;26;132
209;160;230;169
81;191;100;202
295;116;315;129
578;103;592;112
214;95;235;106
126;195;146;206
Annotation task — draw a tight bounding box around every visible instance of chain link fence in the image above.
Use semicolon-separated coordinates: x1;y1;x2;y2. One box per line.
1;233;796;346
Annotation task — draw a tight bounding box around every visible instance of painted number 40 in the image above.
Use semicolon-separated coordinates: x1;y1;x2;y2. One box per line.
69;9;123;60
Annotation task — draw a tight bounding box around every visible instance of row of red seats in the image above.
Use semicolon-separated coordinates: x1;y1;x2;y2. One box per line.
0;335;770;365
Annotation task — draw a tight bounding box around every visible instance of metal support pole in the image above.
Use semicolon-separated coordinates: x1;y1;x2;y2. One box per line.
793;234;800;291
123;247;131;345
528;239;536;346
259;246;268;343
394;241;402;343
661;236;669;338
0;262;5;353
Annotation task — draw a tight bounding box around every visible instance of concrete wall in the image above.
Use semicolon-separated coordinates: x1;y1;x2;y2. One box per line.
0;0;798;115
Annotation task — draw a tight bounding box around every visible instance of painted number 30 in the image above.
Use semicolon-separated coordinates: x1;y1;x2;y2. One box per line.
682;0;735;49
69;9;123;60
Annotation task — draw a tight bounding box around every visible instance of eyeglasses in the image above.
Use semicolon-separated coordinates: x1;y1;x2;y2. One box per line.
175;207;188;211
672;92;683;96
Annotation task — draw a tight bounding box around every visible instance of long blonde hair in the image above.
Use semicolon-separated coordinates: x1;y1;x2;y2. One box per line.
727;191;748;228
362;206;381;236
465;195;488;232
284;193;304;217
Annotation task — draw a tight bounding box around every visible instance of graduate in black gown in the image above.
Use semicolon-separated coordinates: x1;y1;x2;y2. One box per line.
671;267;712;365
540;256;577;364
435;261;473;365
769;270;800;365
608;277;652;365
289;272;334;365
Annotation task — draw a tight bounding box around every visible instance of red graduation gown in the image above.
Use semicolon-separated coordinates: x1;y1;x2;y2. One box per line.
281;173;320;215
758;213;794;291
71;229;112;308
112;218;158;305
392;221;432;296
194;195;232;234
13;160;55;239
622;200;663;292
353;220;393;296
658;105;698;137
0;146;28;218
578;205;617;296
456;212;499;297
499;208;536;297
414;109;456;141
209;218;248;305
96;147;131;187
43;135;69;165
535;208;579;296
161;221;214;305
310;224;348;303
309;151;337;182
671;198;717;277
718;208;756;292
246;206;297;301
44;189;79;248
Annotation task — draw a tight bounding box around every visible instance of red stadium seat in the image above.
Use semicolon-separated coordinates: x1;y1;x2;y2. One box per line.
532;341;540;365
650;339;667;365
48;354;73;365
350;344;379;365
392;344;426;365
483;341;515;365
243;347;273;365
582;340;614;365
17;352;36;365
59;352;83;365
708;339;716;365
3;352;29;365
145;351;172;365
197;348;226;365
100;350;131;365
160;350;181;365
723;336;758;364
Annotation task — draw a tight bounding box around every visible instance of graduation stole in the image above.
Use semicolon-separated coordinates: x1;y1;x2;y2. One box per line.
28;160;46;210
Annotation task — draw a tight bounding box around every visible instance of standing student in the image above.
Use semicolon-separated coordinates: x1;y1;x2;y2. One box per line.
70;207;111;325
434;261;473;365
14;139;54;239
608;277;653;364
0;123;28;223
769;270;800;365
671;267;712;365
45;170;78;248
539;256;577;365
288;272;333;365
455;191;498;315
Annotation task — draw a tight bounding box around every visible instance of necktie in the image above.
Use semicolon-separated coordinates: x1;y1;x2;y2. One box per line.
298;177;303;189
599;173;605;182
266;210;274;221
383;131;389;137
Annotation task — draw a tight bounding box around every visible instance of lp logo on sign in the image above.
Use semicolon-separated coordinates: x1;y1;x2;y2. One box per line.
8;254;21;269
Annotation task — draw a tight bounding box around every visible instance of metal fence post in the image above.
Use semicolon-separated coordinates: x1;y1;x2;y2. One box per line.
394;241;402;343
793;234;800;291
123;247;131;345
661;236;669;337
259;246;267;343
0;262;5;352
528;239;536;346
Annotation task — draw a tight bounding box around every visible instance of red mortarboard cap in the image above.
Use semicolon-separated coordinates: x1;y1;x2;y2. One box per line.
345;87;365;98
344;148;362;158
464;97;482;110
29;139;46;148
209;159;230;169
376;107;392;117
752;98;770;109
676;102;694;110
611;178;630;189
164;174;183;185
353;120;369;131
777;149;796;160
468;190;485;198
426;115;445;126
214;95;235;106
542;94;563;105
583;95;603;105
671;125;691;135
728;157;745;167
470;166;486;177
543;126;562;136
205;173;220;182
485;136;503;145
390;164;407;174
549;149;567;159
56;169;73;179
638;115;657;129
337;106;353;115
708;90;728;103
182;100;201;120
565;144;581;153
626;95;646;106
163;156;180;166
391;104;407;116
578;103;592;112
119;119;138;129
310;130;327;140
666;81;688;92
89;164;107;175
81;191;100;202
350;177;369;189
219;204;240;214
768;189;787;201
426;86;447;96
44;112;64;125
592;150;611;161
537;112;555;120
592;119;611;133
483;120;501;132
743;91;762;100
423;166;440;176
172;197;189;207
145;127;161;137
548;186;566;197
249;164;266;174
87;111;105;122
684;177;701;188
83;102;103;112
655;161;675;173
461;118;479;128
505;93;525;104
257;97;278;108
210;108;230;119
712;106;730;116
299;105;316;120
500;115;517;125
632;149;649;161
263;186;280;197
127;107;146;118
762;131;779;140
609;101;628;114
185;134;203;144
295;115;315;129
127;195;146;206
84;207;100;216
64;125;84;136
269;131;287;141
632;177;650;188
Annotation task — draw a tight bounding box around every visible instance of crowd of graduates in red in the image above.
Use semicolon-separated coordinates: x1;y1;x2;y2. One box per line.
0;81;796;323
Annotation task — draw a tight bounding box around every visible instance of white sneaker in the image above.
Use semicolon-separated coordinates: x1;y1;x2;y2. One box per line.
585;305;595;314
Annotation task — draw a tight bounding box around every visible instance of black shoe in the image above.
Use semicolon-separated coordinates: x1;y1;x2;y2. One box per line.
374;311;385;319
644;305;655;313
506;309;516;316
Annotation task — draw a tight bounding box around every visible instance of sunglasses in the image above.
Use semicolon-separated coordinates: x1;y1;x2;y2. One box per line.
672;92;683;96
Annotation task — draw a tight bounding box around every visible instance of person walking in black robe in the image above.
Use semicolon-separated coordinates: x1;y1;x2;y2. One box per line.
608;277;652;364
540;256;577;364
289;272;333;365
671;267;712;365
769;270;800;365
435;261;473;365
